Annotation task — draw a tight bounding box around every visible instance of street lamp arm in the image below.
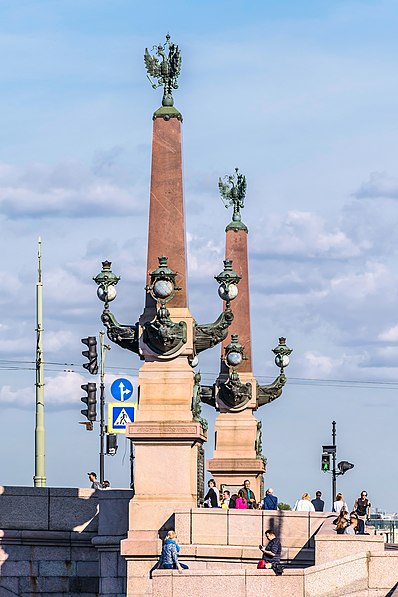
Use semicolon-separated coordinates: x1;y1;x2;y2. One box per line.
193;306;234;355
256;372;286;408
200;384;216;408
101;310;140;355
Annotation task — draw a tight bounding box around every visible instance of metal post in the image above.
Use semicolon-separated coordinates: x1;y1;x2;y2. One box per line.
34;237;46;487
99;331;110;485
332;420;337;510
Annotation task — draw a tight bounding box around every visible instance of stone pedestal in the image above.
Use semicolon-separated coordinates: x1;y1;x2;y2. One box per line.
207;408;264;499
123;305;207;558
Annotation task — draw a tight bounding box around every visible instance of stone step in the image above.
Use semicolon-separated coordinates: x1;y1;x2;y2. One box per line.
344;591;397;596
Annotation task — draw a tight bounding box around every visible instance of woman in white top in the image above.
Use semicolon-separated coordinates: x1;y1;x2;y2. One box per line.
333;492;348;514
293;492;315;512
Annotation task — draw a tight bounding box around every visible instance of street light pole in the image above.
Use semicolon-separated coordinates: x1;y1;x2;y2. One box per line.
99;331;110;485
34;237;46;487
332;420;337;510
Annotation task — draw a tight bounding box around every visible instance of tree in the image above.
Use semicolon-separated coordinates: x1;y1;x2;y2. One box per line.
278;502;291;511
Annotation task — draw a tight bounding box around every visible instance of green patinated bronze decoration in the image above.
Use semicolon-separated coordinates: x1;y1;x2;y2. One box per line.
193;259;240;354
218;369;252;409
94;261;120;308
145;256;181;306
219;168;248;233
143;306;187;356
218;333;251;409
193;307;234;355
200;384;216;408
256;337;292;407
255;422;267;468
144;34;182;110
272;337;293;373
101;310;139;355
215;259;241;304
223;333;247;371
256;373;286;407
192;372;209;432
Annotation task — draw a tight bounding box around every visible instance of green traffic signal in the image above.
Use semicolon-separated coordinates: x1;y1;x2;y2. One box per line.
321;453;330;471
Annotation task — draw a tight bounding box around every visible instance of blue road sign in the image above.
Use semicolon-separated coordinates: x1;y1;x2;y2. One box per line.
110;378;133;402
108;403;136;434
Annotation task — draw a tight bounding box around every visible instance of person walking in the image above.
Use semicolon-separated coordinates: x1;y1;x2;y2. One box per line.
293;493;315;512
311;491;324;512
333;492;348;515
262;488;278;510
241;479;256;509
87;472;101;489
353;491;371;535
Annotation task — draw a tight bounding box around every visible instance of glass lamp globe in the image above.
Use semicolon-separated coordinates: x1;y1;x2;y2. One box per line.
153;279;174;299
227;351;243;367
97;285;117;302
218;283;238;301
190;355;199;368
275;354;290;368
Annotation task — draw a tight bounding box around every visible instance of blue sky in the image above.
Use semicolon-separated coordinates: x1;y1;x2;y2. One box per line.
1;0;398;512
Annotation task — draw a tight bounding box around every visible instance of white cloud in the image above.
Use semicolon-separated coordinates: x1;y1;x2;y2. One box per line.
378;324;398;342
251;211;362;259
0;155;146;218
355;171;398;199
0;370;138;409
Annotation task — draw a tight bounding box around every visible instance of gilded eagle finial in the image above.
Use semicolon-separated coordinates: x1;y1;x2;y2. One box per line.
144;34;182;107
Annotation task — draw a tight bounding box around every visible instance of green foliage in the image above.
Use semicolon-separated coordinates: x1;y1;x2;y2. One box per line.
278;502;291;511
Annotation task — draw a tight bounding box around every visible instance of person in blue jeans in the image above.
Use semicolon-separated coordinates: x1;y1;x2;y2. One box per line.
159;531;189;570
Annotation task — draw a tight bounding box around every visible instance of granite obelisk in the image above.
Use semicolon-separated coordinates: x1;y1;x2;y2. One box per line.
208;170;290;500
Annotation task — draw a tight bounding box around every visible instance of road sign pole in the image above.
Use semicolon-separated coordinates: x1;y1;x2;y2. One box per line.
332;420;337;510
99;331;110;485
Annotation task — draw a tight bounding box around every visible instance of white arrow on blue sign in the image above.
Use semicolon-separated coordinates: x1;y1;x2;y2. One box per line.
110;378;134;402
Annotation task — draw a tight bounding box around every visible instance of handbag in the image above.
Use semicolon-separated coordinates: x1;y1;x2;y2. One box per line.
257;559;266;569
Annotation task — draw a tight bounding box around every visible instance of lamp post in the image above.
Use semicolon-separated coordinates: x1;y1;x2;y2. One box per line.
322;421;354;509
34;237;46;487
99;330;110;485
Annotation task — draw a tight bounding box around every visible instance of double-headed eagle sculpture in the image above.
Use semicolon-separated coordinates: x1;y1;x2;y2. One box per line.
218;168;247;223
144;34;182;107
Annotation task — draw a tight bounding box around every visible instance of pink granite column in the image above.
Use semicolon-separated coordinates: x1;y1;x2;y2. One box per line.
146;115;187;307
221;227;252;372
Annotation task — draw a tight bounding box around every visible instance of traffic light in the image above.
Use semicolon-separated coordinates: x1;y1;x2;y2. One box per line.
321;453;330;471
81;336;98;375
106;434;118;456
338;460;354;475
81;383;97;421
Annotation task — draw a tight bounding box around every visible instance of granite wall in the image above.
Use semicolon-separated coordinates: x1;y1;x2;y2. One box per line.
0;486;133;597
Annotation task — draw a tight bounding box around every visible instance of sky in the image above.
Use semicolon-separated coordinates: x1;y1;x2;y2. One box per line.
1;0;398;512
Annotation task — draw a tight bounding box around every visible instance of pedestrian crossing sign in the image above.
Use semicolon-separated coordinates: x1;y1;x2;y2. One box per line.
108;402;137;433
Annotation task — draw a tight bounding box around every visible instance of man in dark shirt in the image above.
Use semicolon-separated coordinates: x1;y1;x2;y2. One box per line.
241;479;256;509
259;529;282;566
311;490;325;512
353;491;371;534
